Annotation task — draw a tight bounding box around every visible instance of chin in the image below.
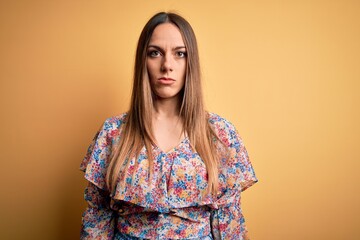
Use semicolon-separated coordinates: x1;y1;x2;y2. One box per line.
155;94;178;99
153;91;182;100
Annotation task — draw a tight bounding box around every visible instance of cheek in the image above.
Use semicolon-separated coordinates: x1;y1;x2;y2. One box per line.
146;61;156;80
180;62;186;79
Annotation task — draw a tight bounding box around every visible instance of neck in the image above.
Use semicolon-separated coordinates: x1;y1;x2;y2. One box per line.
153;96;181;119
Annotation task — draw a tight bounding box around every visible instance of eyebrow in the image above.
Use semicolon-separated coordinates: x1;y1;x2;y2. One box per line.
147;45;186;51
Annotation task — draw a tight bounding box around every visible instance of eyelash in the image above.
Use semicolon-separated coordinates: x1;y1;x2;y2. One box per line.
147;50;187;58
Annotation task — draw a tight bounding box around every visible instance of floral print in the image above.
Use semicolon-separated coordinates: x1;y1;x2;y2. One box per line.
80;113;257;239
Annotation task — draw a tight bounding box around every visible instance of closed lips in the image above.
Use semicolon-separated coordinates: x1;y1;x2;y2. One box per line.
159;77;175;81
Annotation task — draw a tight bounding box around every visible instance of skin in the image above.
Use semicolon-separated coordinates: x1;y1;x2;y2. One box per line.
146;23;187;153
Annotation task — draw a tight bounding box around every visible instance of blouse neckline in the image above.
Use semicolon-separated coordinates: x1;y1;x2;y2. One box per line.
151;136;189;155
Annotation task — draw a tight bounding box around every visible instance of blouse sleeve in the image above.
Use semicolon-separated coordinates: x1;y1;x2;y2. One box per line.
210;120;258;240
81;182;116;239
80;120;118;239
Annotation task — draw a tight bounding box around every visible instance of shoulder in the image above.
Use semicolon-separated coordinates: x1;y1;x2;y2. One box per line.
97;112;128;137
207;112;236;130
85;112;128;148
207;112;238;133
207;112;242;147
102;112;128;131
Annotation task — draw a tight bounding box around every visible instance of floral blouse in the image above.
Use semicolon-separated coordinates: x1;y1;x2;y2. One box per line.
80;112;257;240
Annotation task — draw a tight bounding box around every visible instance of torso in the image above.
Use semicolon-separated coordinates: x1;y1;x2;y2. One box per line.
80;112;257;239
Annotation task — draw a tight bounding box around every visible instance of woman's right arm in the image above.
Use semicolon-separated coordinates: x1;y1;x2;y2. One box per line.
80;117;122;239
81;182;116;239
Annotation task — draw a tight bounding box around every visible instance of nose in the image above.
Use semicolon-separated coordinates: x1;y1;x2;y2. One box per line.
161;54;173;72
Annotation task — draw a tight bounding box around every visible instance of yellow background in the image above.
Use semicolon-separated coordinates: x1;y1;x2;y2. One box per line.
1;0;359;239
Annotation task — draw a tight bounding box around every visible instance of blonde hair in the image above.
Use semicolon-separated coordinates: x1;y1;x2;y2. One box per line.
106;12;220;195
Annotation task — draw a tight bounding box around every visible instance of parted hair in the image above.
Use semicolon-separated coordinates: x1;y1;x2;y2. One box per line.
106;12;220;195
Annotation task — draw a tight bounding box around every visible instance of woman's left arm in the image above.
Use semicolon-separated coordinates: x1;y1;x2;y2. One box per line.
210;191;248;240
210;120;258;240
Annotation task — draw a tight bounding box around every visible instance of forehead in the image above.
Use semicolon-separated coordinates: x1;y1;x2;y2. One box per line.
149;23;185;46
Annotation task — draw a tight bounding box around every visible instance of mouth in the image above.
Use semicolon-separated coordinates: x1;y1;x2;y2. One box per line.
157;77;175;85
158;77;175;81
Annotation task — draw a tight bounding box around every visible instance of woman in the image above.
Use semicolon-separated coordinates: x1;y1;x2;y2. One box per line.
80;12;257;240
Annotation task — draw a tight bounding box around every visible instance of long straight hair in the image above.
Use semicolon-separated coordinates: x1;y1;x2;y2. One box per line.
106;12;220;195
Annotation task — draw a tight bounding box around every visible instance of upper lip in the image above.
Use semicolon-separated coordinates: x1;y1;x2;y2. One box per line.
158;77;175;81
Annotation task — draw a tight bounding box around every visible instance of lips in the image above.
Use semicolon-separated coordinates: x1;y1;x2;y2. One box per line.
159;77;175;81
158;77;175;85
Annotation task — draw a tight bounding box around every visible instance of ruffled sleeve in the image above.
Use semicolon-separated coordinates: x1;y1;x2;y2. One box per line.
80;117;122;239
209;115;258;240
80;119;115;190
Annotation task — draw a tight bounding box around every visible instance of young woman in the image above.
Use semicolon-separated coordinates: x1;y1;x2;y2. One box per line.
80;12;257;240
